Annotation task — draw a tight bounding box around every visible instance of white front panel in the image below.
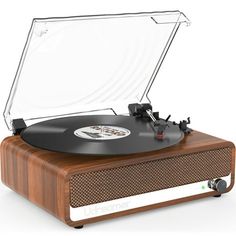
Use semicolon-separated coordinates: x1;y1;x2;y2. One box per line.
70;175;231;221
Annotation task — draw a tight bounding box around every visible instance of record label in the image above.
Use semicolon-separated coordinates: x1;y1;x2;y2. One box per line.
74;125;131;140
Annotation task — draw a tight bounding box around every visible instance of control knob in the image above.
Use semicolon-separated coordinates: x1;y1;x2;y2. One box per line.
208;178;227;193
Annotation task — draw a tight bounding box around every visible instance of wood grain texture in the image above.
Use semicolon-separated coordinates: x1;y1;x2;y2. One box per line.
0;130;235;227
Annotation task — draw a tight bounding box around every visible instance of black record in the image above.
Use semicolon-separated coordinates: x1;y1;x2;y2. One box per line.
21;115;184;156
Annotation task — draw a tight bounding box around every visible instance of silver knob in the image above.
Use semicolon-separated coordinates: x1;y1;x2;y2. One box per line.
208;179;227;193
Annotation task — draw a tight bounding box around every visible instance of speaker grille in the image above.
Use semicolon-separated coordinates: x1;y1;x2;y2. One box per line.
70;147;232;207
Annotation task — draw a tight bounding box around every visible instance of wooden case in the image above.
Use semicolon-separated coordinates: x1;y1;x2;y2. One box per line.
0;131;235;228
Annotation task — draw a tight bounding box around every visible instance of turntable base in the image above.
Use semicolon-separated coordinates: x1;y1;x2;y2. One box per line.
1;131;235;228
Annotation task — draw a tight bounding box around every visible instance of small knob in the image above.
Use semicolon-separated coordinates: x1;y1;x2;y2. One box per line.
208;179;227;193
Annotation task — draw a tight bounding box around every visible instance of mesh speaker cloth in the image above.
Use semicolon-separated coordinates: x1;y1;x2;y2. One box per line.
70;147;232;208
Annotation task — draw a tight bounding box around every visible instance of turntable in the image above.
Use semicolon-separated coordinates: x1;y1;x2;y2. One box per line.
1;11;235;228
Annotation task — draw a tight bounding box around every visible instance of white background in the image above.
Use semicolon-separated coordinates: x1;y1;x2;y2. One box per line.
0;0;236;235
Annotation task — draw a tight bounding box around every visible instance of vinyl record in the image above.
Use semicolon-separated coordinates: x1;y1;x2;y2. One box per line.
21;115;184;155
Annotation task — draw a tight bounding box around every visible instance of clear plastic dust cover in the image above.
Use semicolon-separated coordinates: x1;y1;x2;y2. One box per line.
4;11;190;130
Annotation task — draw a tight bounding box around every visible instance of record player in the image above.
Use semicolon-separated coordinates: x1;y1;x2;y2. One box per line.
1;11;235;228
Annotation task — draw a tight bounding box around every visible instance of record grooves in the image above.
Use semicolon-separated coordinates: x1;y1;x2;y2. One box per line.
21;115;184;156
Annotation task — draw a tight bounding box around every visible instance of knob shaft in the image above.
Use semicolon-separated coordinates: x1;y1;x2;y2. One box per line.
208;179;227;193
